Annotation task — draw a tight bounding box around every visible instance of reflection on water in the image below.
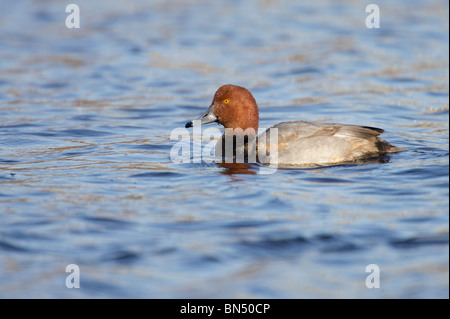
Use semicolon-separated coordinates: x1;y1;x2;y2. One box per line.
217;162;257;176
0;0;448;298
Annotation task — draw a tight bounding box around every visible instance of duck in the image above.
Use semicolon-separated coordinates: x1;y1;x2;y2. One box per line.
185;84;401;167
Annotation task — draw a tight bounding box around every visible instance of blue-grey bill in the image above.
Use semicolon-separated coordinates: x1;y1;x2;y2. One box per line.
185;104;218;128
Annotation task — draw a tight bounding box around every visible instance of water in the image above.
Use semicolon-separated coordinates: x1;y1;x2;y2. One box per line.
0;0;448;298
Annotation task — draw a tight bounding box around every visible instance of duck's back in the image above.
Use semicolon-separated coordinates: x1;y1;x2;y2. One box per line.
257;120;400;166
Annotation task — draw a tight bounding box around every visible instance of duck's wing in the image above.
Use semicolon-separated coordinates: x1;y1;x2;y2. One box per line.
268;120;384;139
257;121;400;165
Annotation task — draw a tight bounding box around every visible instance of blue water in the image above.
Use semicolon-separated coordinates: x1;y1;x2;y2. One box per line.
0;0;448;298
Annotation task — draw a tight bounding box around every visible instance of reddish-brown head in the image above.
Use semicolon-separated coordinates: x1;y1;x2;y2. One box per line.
186;84;259;133
212;84;259;132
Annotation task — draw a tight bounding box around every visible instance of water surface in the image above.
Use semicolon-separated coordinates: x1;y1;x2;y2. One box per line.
0;0;448;298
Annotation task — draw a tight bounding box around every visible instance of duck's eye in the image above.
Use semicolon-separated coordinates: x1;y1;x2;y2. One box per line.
223;99;230;104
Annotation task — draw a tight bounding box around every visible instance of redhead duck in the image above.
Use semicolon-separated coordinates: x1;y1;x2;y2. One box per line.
185;84;401;167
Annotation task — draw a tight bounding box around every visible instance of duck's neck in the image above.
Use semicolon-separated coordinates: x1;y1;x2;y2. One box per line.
223;125;258;137
217;129;258;163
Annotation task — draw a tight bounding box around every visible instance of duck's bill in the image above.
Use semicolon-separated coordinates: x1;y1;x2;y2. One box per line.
185;104;218;128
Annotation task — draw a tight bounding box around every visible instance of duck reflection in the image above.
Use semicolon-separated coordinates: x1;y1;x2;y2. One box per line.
216;161;257;176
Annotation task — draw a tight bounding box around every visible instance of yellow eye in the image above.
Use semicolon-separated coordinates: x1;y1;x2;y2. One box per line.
224;99;229;104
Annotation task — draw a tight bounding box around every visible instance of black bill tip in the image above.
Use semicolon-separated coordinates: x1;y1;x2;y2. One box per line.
185;121;193;128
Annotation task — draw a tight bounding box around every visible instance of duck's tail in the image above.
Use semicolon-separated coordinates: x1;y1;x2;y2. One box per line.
376;138;406;153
